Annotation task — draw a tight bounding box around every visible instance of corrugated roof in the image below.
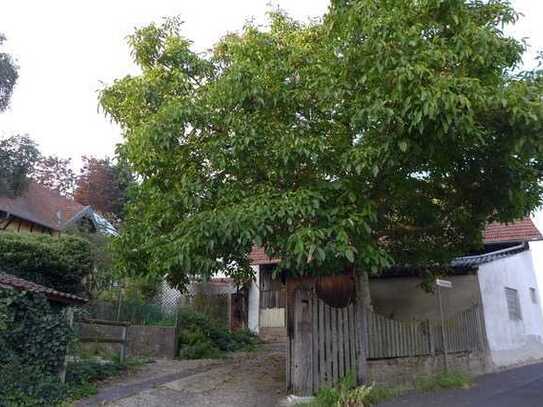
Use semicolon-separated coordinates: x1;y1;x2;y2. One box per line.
484;218;542;243
0;271;88;305
451;243;529;268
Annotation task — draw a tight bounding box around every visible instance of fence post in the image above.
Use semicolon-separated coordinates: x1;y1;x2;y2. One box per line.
116;288;123;321
120;325;128;363
437;286;449;371
59;307;74;384
428;320;435;356
227;294;232;331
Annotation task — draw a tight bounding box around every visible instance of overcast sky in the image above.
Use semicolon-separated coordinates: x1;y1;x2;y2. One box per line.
0;1;540;169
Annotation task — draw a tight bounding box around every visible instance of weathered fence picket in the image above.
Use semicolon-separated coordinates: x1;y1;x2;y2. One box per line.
367;304;484;359
287;280;487;396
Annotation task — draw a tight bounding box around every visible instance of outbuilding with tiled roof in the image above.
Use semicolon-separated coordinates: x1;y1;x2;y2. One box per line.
0;271;87;306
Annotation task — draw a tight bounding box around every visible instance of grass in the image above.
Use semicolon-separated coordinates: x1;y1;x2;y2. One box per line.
64;357;149;402
303;370;472;407
414;370;473;392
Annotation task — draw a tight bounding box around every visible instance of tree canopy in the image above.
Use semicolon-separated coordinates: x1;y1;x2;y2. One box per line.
0;134;40;196
101;1;543;290
0;33;17;112
74;156;134;223
33;155;77;197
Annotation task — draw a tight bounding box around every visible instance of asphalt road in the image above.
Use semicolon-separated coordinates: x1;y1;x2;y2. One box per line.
379;362;543;407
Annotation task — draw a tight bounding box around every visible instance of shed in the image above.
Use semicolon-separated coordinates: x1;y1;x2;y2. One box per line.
0;271;88;306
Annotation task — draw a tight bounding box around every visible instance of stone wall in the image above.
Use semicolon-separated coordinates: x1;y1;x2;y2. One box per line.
78;323;177;359
368;352;491;386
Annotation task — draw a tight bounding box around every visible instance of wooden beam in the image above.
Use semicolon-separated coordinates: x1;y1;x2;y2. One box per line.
79;337;127;344
79;318;131;327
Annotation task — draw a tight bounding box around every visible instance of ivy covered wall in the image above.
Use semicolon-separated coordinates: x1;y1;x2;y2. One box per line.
0;288;73;406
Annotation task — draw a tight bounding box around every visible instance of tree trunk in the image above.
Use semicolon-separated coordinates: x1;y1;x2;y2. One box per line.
354;270;371;385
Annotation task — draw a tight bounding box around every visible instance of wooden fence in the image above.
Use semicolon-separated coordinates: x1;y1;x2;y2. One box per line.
78;318;130;362
287;283;487;395
367;304;486;359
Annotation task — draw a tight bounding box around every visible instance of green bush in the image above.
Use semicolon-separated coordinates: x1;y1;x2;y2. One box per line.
177;308;259;359
66;360;125;385
0;358;67;407
0;232;93;295
309;373;405;407
308;370;471;407
0;288;146;406
191;288;229;328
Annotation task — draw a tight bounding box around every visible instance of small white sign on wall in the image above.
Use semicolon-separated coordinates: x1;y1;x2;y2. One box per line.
436;279;453;288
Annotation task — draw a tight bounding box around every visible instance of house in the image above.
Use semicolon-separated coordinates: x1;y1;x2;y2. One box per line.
248;216;543;369
0;182;116;236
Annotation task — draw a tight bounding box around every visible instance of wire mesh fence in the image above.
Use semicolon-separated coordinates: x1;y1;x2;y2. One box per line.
84;281;234;328
84;300;178;326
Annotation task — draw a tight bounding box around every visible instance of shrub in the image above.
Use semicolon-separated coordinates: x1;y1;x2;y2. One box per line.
0;232;93;296
0;358;67;407
177;308;259;359
309;370;471;407
309;373;405;407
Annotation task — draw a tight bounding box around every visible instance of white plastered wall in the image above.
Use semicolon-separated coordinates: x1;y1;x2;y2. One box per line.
248;264;260;334
478;249;543;367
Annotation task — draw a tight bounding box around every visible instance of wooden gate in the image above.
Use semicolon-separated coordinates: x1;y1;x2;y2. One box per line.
287;280;360;395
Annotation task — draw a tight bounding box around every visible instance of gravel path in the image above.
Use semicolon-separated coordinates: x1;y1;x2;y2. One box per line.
378;361;543;407
77;344;286;407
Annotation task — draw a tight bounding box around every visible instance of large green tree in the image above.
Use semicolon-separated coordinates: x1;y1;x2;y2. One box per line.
101;1;543;291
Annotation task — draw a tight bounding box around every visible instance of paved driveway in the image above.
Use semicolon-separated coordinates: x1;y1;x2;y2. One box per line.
379;362;543;407
77;344;285;407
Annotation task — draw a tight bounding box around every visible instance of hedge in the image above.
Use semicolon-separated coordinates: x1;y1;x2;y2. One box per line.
0;232;93;295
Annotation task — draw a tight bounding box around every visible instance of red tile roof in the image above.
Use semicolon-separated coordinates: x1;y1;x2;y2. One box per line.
0;272;87;305
249;246;280;265
484;218;542;243
0;182;88;231
249;218;543;265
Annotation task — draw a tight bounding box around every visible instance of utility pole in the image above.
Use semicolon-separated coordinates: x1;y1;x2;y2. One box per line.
436;279;452;372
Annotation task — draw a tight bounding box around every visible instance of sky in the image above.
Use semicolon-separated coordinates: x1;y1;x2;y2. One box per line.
0;0;541;170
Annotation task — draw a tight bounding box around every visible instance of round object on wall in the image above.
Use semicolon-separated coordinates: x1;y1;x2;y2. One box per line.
316;274;354;308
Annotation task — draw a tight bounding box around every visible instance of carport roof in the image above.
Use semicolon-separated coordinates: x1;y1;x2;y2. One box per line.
451;243;529;268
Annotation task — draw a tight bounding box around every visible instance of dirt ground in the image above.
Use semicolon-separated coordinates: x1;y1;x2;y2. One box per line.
76;343;286;407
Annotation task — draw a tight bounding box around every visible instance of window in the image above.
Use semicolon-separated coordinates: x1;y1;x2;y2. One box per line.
530;287;538;304
505;287;522;321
